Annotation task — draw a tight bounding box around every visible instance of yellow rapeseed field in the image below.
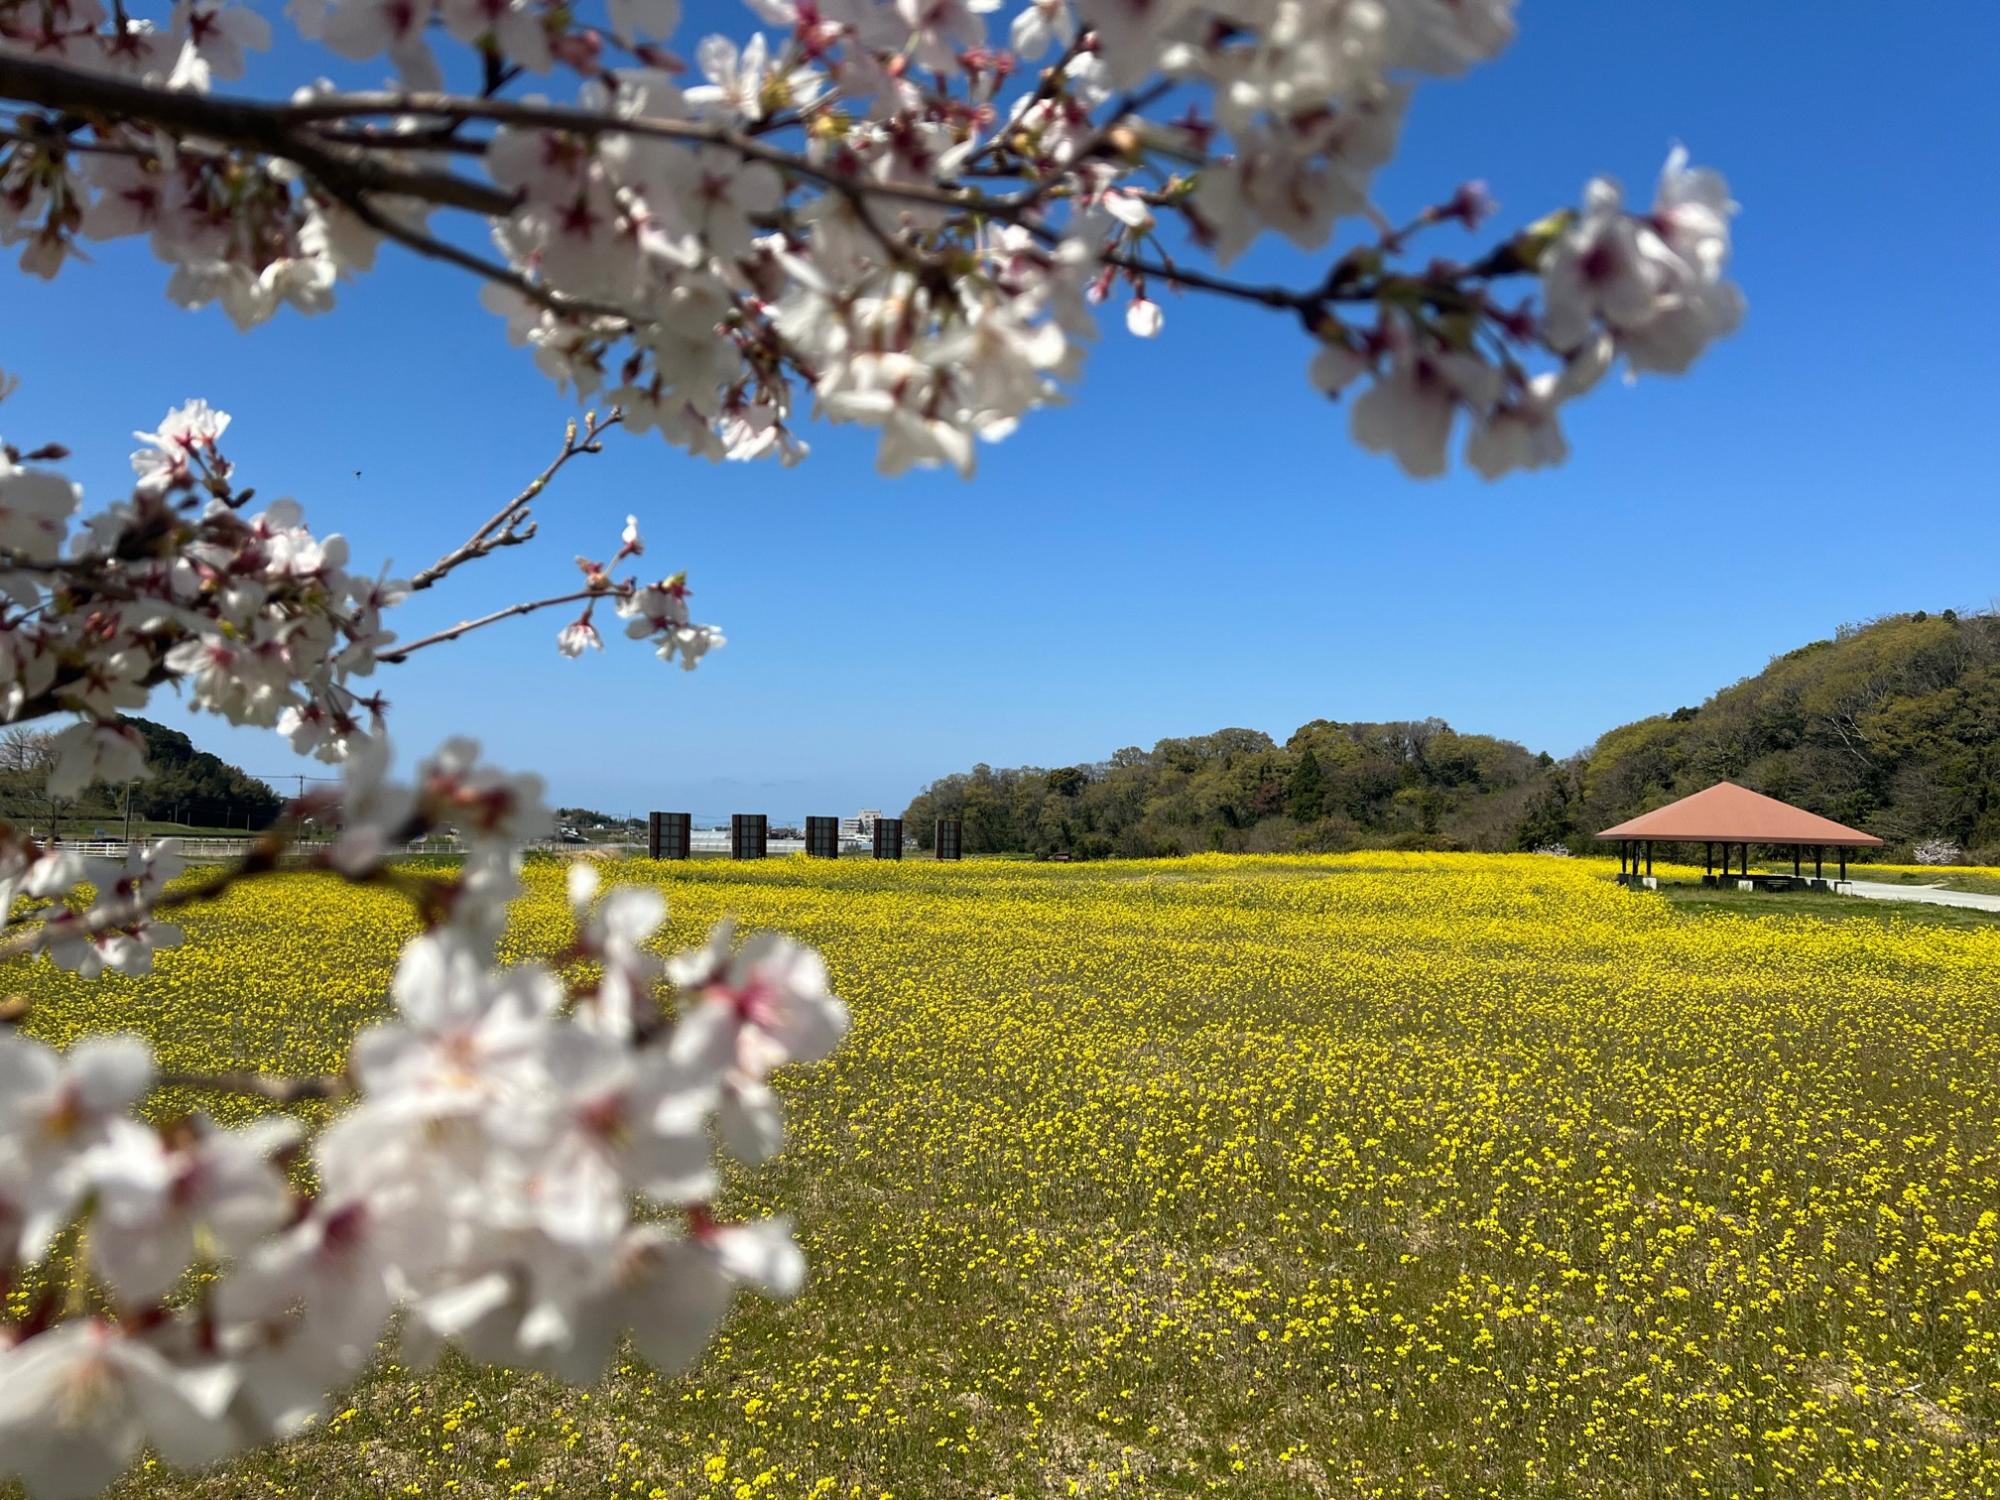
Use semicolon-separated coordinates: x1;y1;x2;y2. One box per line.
7;852;2000;1499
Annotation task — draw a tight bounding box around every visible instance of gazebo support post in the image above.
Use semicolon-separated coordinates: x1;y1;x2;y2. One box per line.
1815;845;1823;881
1645;840;1653;877
1705;841;1713;878
1792;847;1801;878
1840;849;1847;882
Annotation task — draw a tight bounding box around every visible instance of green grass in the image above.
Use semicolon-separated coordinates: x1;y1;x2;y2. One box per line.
1653;879;2000;932
1848;867;2000;897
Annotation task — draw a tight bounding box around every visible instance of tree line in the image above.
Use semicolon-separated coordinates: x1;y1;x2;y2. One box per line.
1;718;282;837
903;611;2000;862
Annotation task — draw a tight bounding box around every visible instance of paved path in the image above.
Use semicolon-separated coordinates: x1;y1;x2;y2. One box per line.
1839;879;2000;913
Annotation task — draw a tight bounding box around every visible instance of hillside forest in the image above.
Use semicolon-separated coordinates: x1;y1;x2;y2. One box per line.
0;717;282;836
901;612;2000;862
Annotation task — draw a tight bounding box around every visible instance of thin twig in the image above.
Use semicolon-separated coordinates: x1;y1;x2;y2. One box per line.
966;29;1094;172
323;179;627;323
377;587;613;663
1095;246;1321;311
1010;79;1175;214
410;411;623;591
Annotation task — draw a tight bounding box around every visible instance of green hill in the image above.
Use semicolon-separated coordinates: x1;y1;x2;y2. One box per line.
1547;609;2000;856
0;717;281;837
903;610;2000;861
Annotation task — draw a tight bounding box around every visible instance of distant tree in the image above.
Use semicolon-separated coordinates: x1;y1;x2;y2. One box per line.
127;718;283;830
1288;746;1328;821
1576;611;2000;852
1515;765;1580;851
905;613;2000;863
0;729;76;837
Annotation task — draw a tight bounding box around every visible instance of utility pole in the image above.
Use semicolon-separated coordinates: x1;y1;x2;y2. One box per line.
123;780;134;847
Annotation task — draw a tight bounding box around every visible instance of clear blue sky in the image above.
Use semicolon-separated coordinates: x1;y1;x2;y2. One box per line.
8;4;1997;819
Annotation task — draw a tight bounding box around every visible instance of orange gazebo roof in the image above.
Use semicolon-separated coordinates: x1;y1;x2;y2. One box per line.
1597;782;1882;846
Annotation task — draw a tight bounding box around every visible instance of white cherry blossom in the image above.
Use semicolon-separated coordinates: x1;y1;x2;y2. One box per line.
129;399;230;496
0;455;78;555
84;1116;300;1304
1349;324;1500;479
0;1320;239;1500
667;922;850;1081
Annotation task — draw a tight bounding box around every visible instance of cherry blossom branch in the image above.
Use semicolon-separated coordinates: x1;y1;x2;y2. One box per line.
409;411;623;591
0;57;998;225
0;55;515;217
1011;80;1176;211
0;54;1560;378
312;174;630;321
0;40;1733;492
284;91;1018;224
376;587;618;663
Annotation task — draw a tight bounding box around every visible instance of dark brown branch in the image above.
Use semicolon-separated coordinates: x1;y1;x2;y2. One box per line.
0;57;1008;226
0;54;516;216
1096;247;1502;325
1095;246;1308;311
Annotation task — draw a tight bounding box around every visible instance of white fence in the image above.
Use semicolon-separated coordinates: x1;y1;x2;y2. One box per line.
551;832;866;856
46;837;452;861
47;832;871;861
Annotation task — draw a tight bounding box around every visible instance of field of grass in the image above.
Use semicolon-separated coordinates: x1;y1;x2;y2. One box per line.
7;852;2000;1499
1848;866;2000;898
1656;881;2000;934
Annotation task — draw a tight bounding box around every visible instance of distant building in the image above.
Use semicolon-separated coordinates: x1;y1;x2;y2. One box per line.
840;809;883;840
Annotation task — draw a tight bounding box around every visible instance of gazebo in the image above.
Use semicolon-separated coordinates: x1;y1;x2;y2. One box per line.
1597;781;1883;887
